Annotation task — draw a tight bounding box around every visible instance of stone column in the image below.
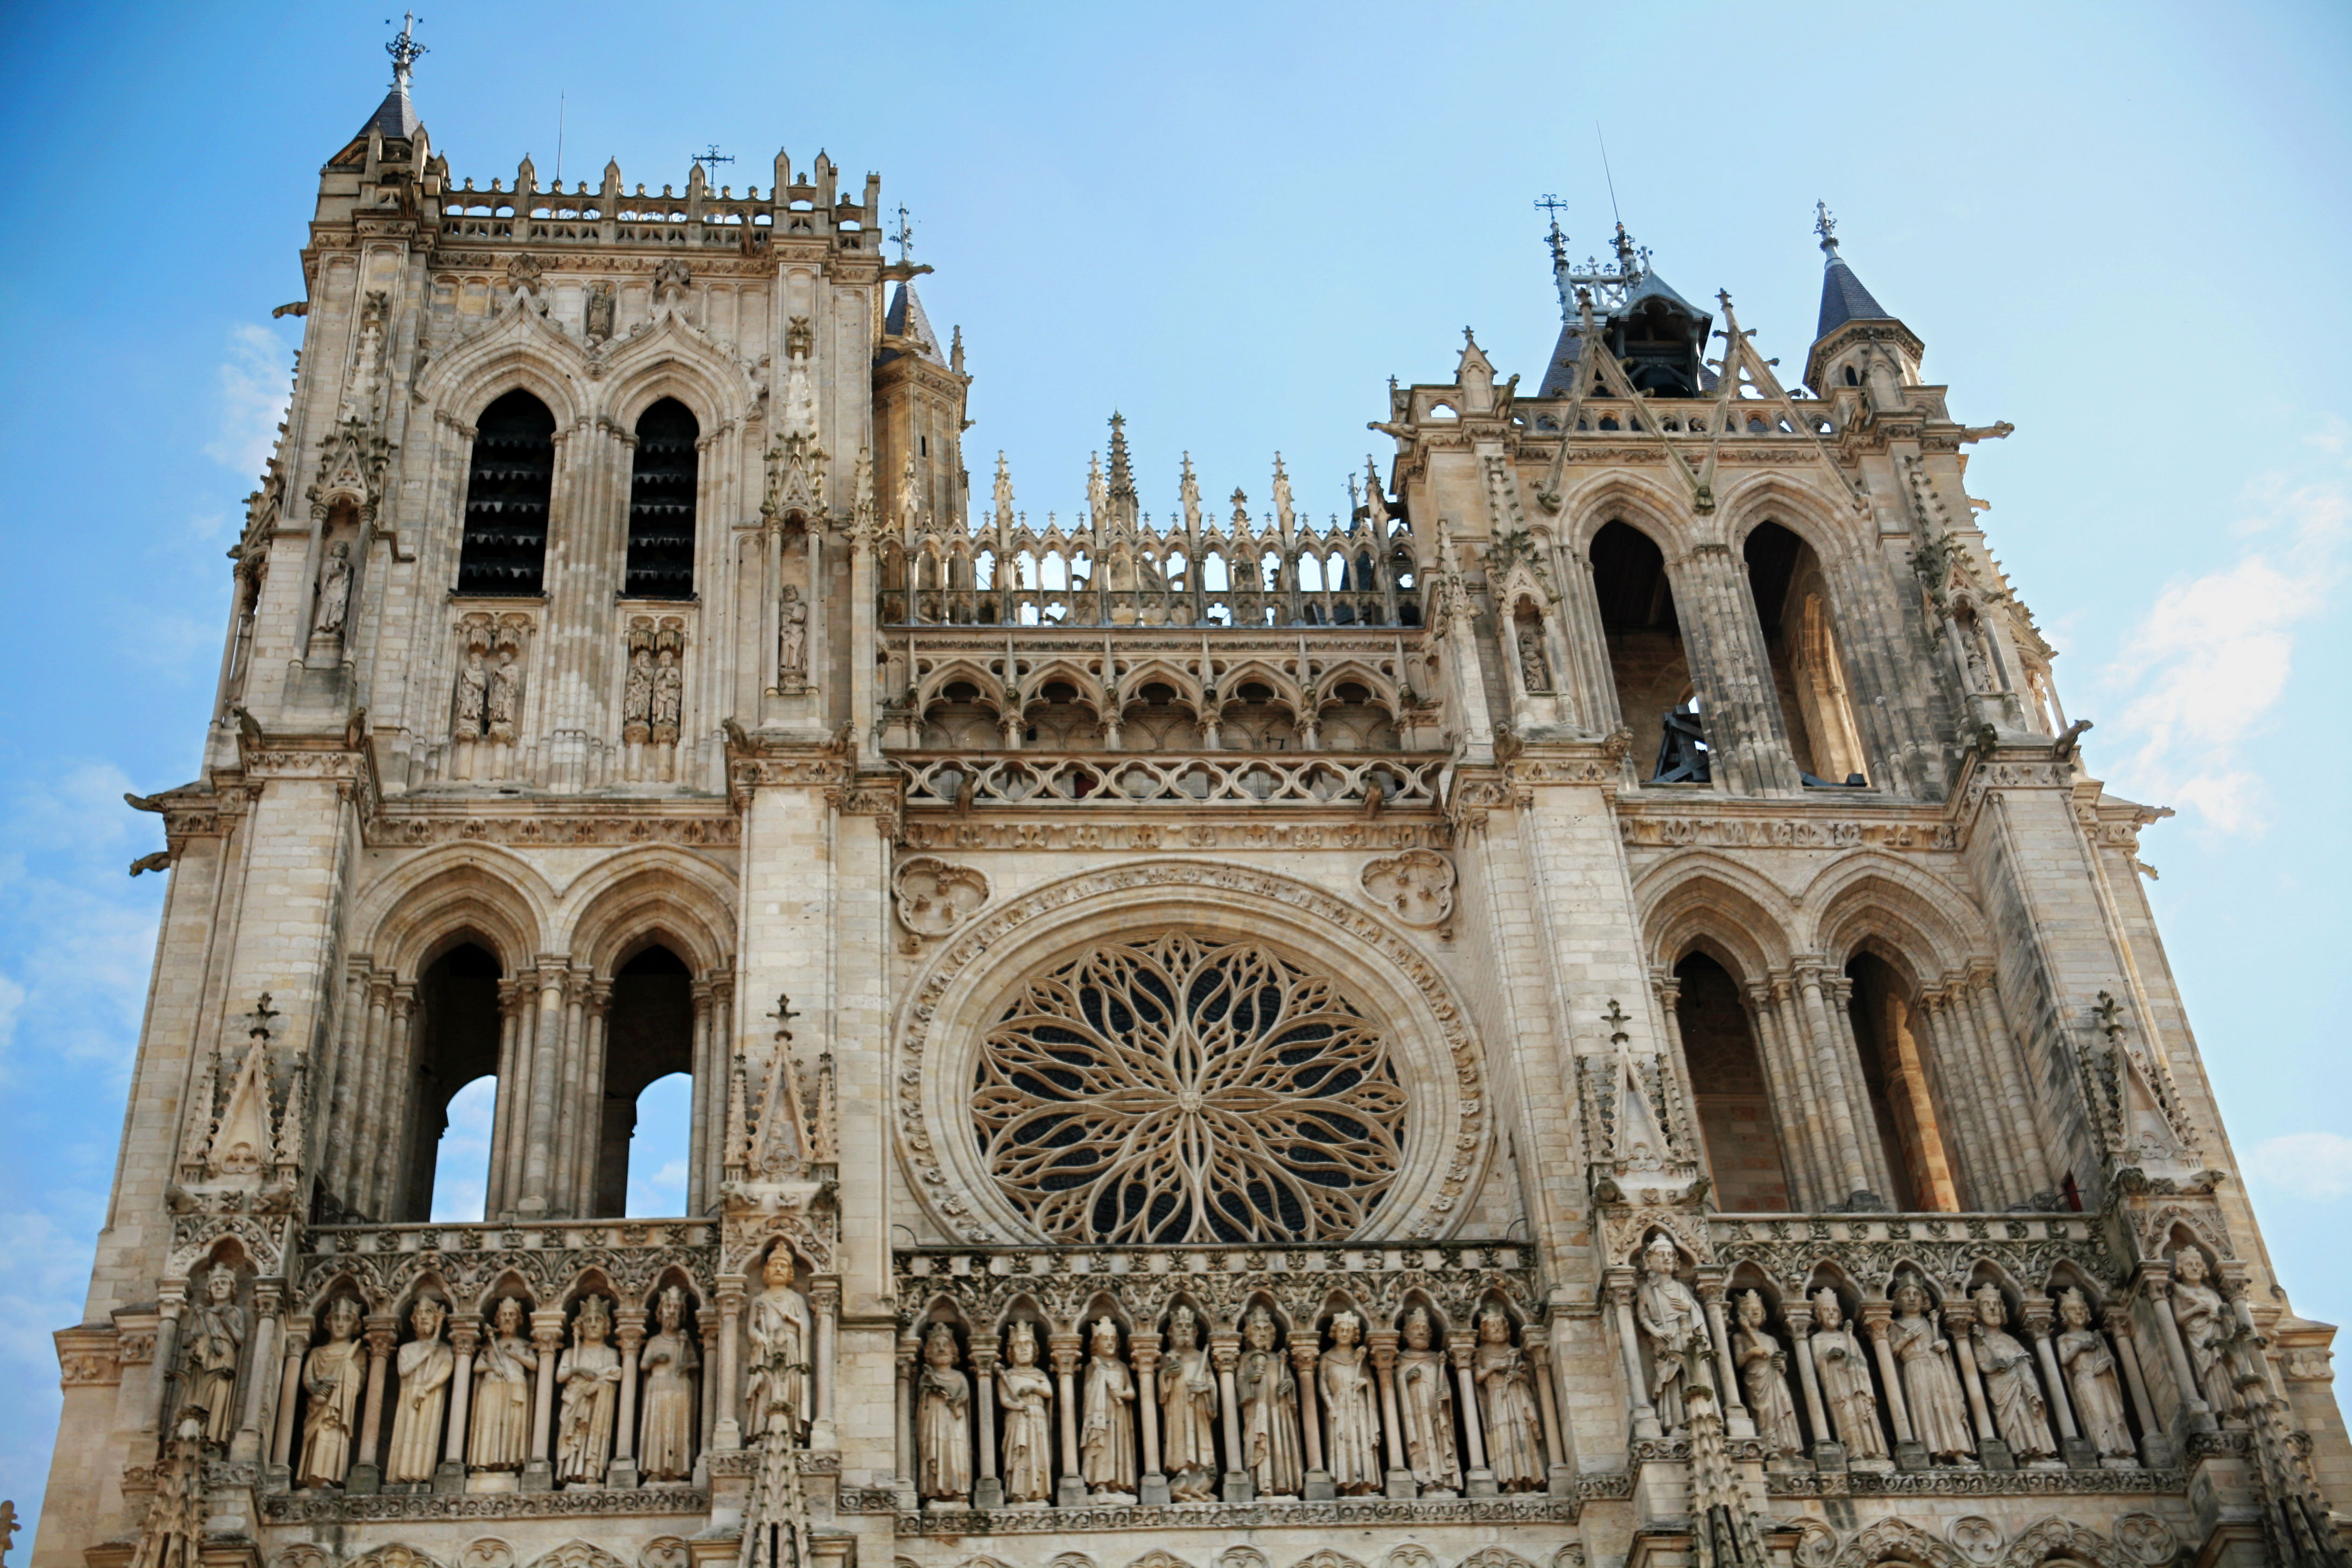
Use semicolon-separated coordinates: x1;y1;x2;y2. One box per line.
811;1280;841;1450
1950;1322;2000;1451
699;1315;721;1458
524;1310;564;1491
1821;973;1897;1200
1697;1280;1752;1437
368;987;418;1215
232;1285;282;1464
2105;1307;2169;1466
270;1318;312;1476
969;1341;1002;1509
714;1280;746;1451
895;1336;920;1497
490;979;529;1216
1050;1335;1084;1508
440;1316;479;1492
553;973;590;1217
1748;979;1829;1209
1794;962;1872;1201
1965;969;2053;1195
519;958;570;1214
609;1306;645;1486
1291;1340;1328;1497
350;1315;398;1493
1525;1338;1572;1495
1916;988;1997;1207
1861;1304;1916;1457
1607;1271;1660;1439
347;976;392;1202
686;981;715;1215
1783;1299;1837;1466
1651;972;1707;1177
569;981;612;1216
1369;1330;1412;1499
1448;1332;1494;1496
1211;1335;1249;1502
2023;1297;2085;1465
1130;1330;1166;1505
2143;1271;2215;1432
150;1288;187;1440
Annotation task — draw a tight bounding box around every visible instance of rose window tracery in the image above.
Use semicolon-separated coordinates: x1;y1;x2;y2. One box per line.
971;932;1408;1245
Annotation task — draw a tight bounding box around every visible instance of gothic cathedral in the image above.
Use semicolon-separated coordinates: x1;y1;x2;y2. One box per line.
37;32;2352;1568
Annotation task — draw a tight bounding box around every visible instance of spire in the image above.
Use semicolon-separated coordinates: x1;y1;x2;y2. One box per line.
1812;201;1895;338
354;12;426;144
880;281;943;364
1106;412;1136;505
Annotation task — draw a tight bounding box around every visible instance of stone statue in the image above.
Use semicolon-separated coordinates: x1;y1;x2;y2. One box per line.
623;646;655;731
1238;1306;1303;1498
744;1247;812;1444
585;281;615;341
486;652;523;742
454;648;488;736
2172;1249;2237;1416
181;1265;247;1449
1158;1305;1218;1503
295;1297;365;1488
1079;1317;1137;1499
996;1321;1054;1506
1733;1290;1804;1459
1969;1285;2056;1462
778;585;809;685
1888;1276;1975;1465
2056;1288;2135;1462
554;1295;621;1486
1320;1311;1382;1495
1515;621;1551;692
638;1286;700;1482
313;543;353;636
1635;1236;1703;1433
916;1322;971;1502
384;1297;453;1483
468;1296;533;1474
1473;1310;1546;1492
1809;1290;1886;1459
1396;1306;1460;1494
651;647;683;739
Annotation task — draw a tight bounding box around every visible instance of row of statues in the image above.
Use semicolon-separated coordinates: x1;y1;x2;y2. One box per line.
914;1303;1554;1506
1633;1238;2148;1468
291;1288;703;1491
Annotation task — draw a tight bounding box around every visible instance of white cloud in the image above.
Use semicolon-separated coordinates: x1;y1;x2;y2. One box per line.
2247;1132;2352;1200
2099;430;2350;833
204;323;293;479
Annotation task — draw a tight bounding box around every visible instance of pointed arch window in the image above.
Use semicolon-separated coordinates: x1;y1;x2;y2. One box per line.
625;398;700;598
457;390;556;596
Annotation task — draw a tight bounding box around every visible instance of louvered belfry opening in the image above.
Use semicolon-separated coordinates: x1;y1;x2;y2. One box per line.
625;397;700;598
456;389;556;595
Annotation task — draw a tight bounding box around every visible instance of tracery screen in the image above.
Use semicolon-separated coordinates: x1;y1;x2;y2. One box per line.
972;933;1406;1245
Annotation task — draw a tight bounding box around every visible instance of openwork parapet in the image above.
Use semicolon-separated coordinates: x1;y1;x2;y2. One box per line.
895;754;1443;811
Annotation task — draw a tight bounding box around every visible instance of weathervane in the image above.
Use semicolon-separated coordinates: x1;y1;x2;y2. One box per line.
892;204;915;265
385;12;425;88
1815;200;1838;252
692;143;734;181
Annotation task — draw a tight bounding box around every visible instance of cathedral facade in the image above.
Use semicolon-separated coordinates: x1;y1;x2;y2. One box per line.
37;33;2352;1568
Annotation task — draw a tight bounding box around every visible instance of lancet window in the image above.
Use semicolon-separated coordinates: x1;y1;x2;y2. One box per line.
1672;953;1792;1212
624;397;699;597
1844;953;1963;1212
1588;520;1698;780
397;942;505;1222
594;945;694;1217
1745;521;1866;785
456;389;556;596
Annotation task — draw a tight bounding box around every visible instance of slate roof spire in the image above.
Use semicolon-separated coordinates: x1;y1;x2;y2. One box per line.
1812;201;1895;338
881;280;944;364
354;12;426;143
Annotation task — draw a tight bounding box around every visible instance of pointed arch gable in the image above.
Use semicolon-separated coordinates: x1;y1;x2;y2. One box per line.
1112;660;1209;714
916;658;1012;715
414;310;594;432
1213;660;1307;716
1633;852;1801;981
351;846;556;978
597;312;760;432
1309;660;1404;718
555;849;738;978
1713;470;1865;560
1560;471;1696;557
1801;854;1990;981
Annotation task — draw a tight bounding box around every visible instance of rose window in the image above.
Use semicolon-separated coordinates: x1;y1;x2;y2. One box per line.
971;932;1408;1245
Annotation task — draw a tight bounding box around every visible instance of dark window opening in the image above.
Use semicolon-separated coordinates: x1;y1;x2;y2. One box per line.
1674;952;1791;1212
1611;298;1704;398
458;391;556;596
1845;953;1962;1212
404;941;505;1222
625;398;700;598
1591;521;1697;780
1744;522;1866;786
597;944;694;1217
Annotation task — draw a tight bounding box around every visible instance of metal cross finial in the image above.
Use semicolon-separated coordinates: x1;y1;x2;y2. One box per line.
2094;990;2125;1041
692;144;734;180
1814;200;1838;251
244;993;280;1042
1534;194;1569;265
385;12;425;87
892;204;914;265
1602;998;1631;1043
769;992;801;1043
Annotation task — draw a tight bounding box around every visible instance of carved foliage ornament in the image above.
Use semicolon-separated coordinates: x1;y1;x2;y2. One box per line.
894;857;990;936
1359;850;1455;928
974;932;1406;1245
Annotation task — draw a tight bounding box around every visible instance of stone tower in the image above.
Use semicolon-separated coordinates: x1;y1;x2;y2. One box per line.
37;34;2352;1568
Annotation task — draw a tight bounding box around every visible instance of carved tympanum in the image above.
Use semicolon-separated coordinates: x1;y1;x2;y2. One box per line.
894;858;990;937
1359;850;1455;928
972;932;1406;1245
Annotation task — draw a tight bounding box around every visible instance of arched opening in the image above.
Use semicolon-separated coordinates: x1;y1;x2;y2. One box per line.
1122;681;1204;751
1844;952;1962;1211
1022;679;1103;749
458;390;556;596
1743;522;1866;785
595;945;694;1217
1674;953;1791;1212
921;680;1002;748
1588;521;1695;778
400;942;504;1221
626;1072;692;1217
625;398;700;598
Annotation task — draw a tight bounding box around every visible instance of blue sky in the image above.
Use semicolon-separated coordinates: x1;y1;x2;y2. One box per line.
2;0;2348;1534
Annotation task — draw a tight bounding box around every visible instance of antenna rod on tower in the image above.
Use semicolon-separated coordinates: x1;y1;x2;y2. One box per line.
1595;121;1622;230
556;91;565;187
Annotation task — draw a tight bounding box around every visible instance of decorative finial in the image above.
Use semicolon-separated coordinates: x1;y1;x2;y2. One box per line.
385;12;425;89
1534;194;1569;267
1814;200;1838;254
244;993;280;1044
1612;221;1638;272
893;204;914;266
691;144;734;181
769;992;801;1044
